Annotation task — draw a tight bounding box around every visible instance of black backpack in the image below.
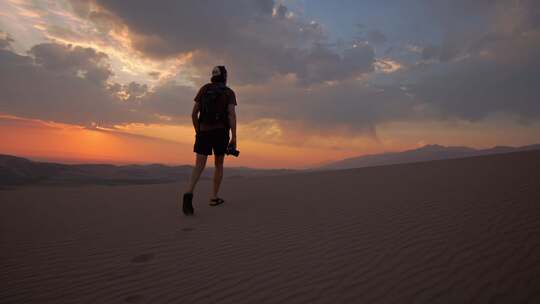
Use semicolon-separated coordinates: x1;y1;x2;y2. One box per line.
199;84;227;124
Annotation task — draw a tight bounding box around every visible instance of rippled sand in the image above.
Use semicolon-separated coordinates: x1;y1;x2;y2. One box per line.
1;151;540;303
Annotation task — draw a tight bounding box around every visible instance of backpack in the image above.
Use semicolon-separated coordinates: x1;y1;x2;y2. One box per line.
199;84;227;124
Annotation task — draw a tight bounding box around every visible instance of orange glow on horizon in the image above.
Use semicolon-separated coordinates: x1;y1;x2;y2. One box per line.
0;115;356;168
0;115;193;165
2;114;539;169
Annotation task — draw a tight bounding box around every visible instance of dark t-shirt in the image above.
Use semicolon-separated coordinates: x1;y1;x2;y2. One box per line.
194;83;237;131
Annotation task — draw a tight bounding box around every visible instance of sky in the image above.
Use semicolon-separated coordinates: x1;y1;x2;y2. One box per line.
0;0;539;168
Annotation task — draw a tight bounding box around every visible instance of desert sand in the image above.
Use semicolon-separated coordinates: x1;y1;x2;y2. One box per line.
1;150;540;303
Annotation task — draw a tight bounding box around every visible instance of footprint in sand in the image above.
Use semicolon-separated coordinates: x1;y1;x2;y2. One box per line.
131;253;155;263
124;294;145;303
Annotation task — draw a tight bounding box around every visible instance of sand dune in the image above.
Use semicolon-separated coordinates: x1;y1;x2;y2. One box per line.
321;143;540;170
1;150;540;303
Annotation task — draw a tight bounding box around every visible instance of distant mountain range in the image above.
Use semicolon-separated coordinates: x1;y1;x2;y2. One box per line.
320;144;540;170
2;144;540;186
0;155;294;186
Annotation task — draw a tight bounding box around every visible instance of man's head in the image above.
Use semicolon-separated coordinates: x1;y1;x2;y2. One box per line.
211;65;227;84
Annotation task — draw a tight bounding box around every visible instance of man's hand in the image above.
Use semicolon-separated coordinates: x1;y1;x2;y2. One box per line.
192;103;200;134
229;136;237;147
228;104;237;147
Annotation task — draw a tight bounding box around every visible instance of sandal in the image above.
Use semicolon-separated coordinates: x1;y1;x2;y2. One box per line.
209;198;225;206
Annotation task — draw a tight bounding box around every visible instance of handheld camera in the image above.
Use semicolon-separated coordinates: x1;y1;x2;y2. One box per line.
226;143;240;157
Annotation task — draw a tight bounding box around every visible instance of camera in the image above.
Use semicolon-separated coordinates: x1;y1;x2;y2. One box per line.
226;143;240;157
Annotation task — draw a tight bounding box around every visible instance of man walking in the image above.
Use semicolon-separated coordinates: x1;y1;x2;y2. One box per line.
182;66;237;215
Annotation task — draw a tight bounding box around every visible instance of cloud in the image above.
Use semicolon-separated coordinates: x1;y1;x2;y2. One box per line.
0;31;14;50
28;43;112;84
0;41;196;126
1;0;539;136
412;31;540;121
366;30;387;44
398;0;540;121
275;4;288;19
0;44;124;126
296;43;375;85
420;45;459;62
70;0;375;86
230;0;540;129
234;76;419;133
139;81;197;118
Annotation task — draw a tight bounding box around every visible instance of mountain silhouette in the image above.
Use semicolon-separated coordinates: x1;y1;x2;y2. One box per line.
321;144;540;170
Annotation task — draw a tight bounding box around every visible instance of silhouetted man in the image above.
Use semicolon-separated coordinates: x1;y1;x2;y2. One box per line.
182;66;237;215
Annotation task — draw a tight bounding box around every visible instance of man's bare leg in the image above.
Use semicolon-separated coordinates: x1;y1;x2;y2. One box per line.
186;154;207;194
212;154;224;200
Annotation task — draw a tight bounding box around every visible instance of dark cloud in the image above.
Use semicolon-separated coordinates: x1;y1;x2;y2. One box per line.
413;31;540;121
381;0;540;122
231;0;540;129
0;39;11;50
71;0;374;86
28;43;112;85
367;30;387;44
408;0;538;57
0;42;195;126
190;37;374;86
88;0;275;56
0;31;14;50
0;45;130;126
275;4;288;19
520;0;540;30
2;0;540;133
295;44;375;85
421;46;439;61
235;77;420;133
121;82;149;99
420;45;459;62
139;81;197;118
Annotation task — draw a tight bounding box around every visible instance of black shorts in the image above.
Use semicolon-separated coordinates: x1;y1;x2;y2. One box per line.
194;128;229;156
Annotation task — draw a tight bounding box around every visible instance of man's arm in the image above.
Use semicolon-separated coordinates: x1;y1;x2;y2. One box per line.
192;102;200;134
228;103;237;144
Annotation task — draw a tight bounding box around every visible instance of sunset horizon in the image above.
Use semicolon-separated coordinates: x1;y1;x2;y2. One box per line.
2;0;539;168
2;112;539;169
